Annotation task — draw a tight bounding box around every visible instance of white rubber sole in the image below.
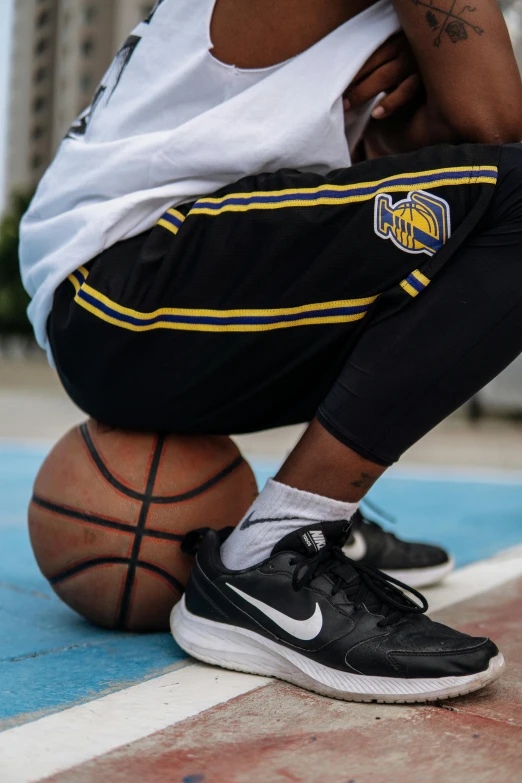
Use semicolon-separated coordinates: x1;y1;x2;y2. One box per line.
384;556;456;589
171;596;505;704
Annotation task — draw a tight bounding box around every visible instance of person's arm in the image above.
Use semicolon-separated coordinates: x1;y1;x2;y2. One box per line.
343;33;422;118
385;0;522;145
210;0;370;69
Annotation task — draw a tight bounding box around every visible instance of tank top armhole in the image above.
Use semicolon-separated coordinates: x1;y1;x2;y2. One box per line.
205;0;296;74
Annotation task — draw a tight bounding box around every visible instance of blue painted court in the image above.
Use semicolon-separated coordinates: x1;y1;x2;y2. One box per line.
2;443;522;731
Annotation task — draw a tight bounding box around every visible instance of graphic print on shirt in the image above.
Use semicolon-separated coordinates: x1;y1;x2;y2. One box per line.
67;35;142;140
144;0;168;24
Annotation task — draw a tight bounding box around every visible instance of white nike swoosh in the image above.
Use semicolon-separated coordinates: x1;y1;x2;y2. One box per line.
226;583;323;641
342;530;367;561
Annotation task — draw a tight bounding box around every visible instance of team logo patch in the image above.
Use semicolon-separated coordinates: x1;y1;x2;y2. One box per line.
374;190;451;256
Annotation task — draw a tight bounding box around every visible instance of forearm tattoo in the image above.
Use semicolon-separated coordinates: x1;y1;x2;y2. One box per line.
411;0;484;46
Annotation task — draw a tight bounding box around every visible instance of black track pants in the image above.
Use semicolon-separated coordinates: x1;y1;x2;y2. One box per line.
49;143;521;465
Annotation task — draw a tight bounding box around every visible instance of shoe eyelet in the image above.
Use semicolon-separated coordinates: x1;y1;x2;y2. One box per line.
289;558;296;566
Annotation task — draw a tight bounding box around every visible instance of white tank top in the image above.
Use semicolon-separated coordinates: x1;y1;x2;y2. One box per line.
20;0;400;355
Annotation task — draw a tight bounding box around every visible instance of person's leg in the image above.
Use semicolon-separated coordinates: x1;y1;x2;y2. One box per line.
174;147;520;702
277;418;386;501
314;146;522;470
285;143;522;492
221;143;522;568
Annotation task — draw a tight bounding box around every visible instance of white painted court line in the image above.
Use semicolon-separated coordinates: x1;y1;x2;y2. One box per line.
2;544;522;783
426;543;522;613
0;665;271;783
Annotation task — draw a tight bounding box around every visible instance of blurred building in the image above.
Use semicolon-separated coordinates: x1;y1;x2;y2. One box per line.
6;0;154;200
503;0;522;70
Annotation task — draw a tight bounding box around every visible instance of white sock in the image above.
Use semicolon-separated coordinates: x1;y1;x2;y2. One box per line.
220;479;360;570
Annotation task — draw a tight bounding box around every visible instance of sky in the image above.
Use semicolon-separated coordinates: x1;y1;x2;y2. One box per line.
0;0;14;213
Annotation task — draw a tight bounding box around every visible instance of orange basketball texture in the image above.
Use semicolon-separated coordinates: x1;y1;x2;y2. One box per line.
28;421;258;631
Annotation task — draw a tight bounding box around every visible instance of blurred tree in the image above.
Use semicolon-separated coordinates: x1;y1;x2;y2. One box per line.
0;192;33;335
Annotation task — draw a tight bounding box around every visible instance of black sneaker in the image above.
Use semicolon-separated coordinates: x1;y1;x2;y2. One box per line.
171;522;503;704
342;508;454;588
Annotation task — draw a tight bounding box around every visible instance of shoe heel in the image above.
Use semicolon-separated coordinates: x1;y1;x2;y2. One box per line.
171;597;294;678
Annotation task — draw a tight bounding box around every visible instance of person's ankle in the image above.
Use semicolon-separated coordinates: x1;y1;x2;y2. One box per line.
275;419;386;503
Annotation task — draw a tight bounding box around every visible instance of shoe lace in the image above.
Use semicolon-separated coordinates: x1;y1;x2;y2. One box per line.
181;526;428;628
290;544;428;628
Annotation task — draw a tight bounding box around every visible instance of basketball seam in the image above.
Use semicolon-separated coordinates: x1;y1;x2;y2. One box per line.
49;556;130;582
79;423;246;503
117;435;165;629
49;557;184;594
31;496;184;542
151;455;246;503
133;560;184;594
80;422;151;501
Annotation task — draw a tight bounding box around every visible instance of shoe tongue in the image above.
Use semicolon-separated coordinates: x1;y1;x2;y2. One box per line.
271;519;351;557
270;518;407;619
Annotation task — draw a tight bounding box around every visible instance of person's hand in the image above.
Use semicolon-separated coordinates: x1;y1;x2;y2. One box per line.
343;32;422;120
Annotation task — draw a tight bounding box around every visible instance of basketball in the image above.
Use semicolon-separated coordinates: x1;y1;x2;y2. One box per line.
28;421;258;632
